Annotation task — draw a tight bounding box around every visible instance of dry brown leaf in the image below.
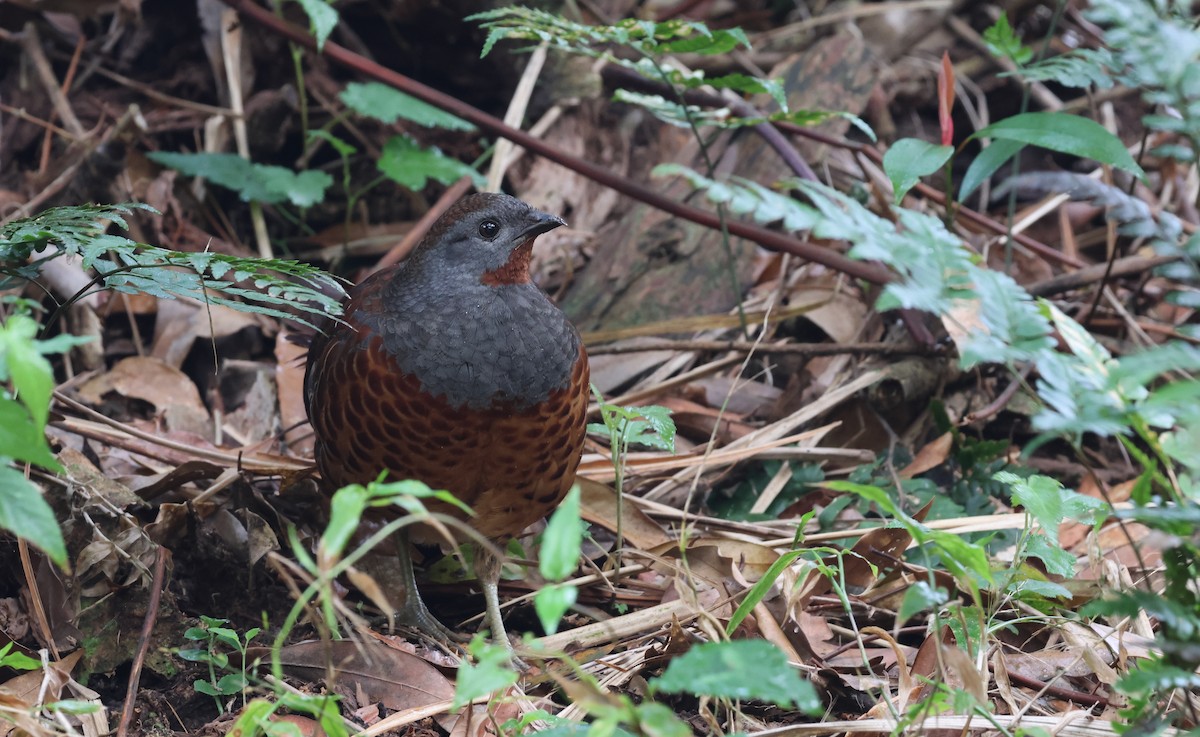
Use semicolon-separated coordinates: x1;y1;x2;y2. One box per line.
788;287;867;344
578;477;670;551
275;327;313;456
76;355;210;436
275;639;454;714
223;362;279;444
0;650;85;737
150;296;273;368
899;432;953;478
940;640;987;703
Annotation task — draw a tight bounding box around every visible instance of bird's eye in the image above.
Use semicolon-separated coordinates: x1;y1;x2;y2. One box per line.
478;219;500;239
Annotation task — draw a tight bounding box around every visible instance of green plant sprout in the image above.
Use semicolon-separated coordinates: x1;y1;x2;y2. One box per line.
178;615;262;712
588;387;675;570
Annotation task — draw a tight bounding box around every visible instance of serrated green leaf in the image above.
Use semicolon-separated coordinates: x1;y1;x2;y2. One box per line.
1000;471;1067;544
1019;534;1076;580
1009;48;1116;89
340;82;474;131
898;581;949;623
452;637;518;710
982;14;1033;66
148;152;332;207
882;138;953;204
0;400;60;471
972;112;1144;179
377;136;485;191
650;640;820;712
292;0;338;51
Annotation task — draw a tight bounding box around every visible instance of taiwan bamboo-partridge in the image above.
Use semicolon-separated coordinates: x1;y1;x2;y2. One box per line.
304;193;589;646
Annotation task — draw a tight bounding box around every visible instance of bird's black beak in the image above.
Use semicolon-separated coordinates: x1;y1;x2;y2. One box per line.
515;210;566;243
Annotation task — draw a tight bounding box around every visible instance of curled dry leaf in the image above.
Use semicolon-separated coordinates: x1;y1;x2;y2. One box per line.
76;356;210;436
274;639;455;715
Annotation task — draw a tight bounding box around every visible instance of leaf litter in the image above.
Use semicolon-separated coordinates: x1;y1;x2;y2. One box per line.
0;0;1194;735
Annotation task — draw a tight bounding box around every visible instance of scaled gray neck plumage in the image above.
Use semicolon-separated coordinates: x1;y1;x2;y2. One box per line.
359;275;581;411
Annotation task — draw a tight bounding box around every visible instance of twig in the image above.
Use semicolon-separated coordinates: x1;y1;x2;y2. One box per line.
600;64;1080;269
220;7;273;259
1;106;138;225
39;33;86;174
754;0;953;45
1027;254;1177;296
20;23;85;137
0;103;78;141
117;546;169;737
88;64;240;118
586;339;939;357
963;365;1032;424
487;41;548;191
17;534;58;661
946;15;1063;112
52;391;312;473
216;0;894;286
370;176;473;273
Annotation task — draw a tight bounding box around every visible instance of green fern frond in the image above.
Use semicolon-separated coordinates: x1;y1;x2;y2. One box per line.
0;204;345;329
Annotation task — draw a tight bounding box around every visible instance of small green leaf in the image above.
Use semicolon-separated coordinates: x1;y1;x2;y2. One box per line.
540;485;582;582
882;138;953;204
534;583;577;635
377;136;485;191
1001;472;1067;544
44;700;102;715
176;648;209;662
215;673;248;695
0;643;40;670
982;14;1033;66
726;549;804;635
291;0;338;51
452;636;518;710
633;702;692;737
897;581;948;624
650;640;820;712
340;82;475;131
322;484;368;561
0;466;65;566
972;112;1144;179
254;166;331;208
1020;534;1076;579
147;152;332;207
193;680;221;697
2;314;53;430
0;399;61;471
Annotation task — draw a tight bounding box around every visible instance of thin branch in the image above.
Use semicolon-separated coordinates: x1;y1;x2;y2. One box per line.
216;0;894;287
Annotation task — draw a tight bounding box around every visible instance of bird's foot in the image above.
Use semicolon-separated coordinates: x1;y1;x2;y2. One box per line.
390;596;470;651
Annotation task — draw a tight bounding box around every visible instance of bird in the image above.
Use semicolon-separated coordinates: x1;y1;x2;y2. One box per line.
303;192;589;649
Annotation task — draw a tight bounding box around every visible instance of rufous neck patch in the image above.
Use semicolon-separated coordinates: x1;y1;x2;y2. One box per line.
481;239;534;285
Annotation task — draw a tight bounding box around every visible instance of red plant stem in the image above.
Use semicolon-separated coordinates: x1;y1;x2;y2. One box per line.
217;0;894;286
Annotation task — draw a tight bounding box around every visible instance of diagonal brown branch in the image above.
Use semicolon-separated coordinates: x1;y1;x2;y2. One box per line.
215;0;894;286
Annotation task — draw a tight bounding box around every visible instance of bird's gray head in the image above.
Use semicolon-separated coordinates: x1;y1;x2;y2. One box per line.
409;192;565;286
